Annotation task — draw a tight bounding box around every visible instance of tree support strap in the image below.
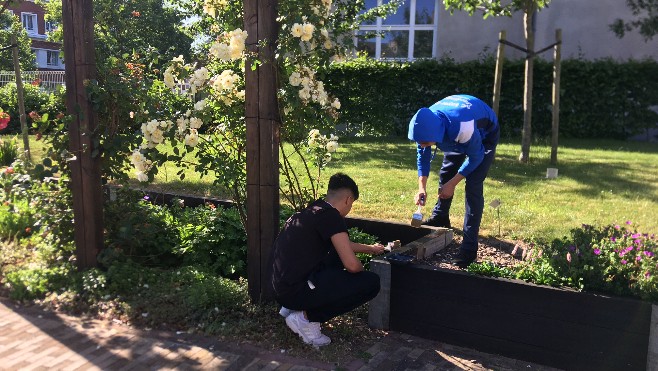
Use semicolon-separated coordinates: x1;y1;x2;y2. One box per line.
0;44;17;52
499;39;561;59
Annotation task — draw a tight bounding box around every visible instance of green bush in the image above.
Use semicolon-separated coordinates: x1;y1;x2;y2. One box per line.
0;136;18;166
0;83;65;134
0;199;34;240
173;205;247;278
4;263;75;300
324;57;658;139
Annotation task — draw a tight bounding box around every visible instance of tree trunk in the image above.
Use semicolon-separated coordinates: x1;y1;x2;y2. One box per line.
492;30;506;118
10;33;30;162
519;5;536;163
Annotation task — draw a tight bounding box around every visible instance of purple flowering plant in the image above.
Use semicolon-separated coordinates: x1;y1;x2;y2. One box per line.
513;222;658;301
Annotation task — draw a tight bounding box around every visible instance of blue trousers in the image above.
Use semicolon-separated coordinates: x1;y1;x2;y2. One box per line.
431;145;497;252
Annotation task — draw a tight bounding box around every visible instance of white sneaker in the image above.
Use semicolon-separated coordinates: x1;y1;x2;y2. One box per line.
285;311;331;347
279;306;293;318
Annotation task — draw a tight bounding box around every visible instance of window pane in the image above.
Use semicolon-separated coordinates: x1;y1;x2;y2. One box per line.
355;32;376;58
381;30;409;59
360;0;378;26
414;30;433;58
415;0;435;24
382;0;410;25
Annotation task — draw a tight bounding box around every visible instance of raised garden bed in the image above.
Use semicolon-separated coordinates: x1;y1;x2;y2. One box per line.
124;188;657;370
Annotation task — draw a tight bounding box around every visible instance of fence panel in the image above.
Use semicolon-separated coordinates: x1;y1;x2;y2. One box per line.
0;70;66;92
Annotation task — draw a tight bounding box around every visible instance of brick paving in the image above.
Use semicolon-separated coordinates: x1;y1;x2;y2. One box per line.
0;298;561;371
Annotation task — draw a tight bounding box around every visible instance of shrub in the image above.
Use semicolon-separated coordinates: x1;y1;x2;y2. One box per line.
0;83;65;134
470;222;658;301
172;204;247;278
324;57;658;139
0;136;18;166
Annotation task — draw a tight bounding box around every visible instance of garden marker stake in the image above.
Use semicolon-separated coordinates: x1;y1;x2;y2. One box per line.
411;195;425;227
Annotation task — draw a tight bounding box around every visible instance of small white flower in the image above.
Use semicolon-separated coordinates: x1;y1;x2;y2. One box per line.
194;99;207;111
326;140;339;153
291;23;303;38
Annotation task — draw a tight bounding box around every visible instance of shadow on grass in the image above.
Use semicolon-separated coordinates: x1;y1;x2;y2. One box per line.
489;151;658;203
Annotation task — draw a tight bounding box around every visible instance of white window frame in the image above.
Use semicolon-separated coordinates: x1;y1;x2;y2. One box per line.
46;50;60;67
45;20;57;33
21;12;38;36
356;0;439;61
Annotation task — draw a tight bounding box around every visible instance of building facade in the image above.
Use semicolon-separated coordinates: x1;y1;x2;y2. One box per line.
356;0;658;62
7;0;64;70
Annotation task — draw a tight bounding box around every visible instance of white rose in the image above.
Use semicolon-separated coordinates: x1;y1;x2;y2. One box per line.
194;99;206;111
326;140;339;153
291;23;303;38
136;171;149;182
189;117;203;129
185;130;200;147
331;98;341;110
289;72;302;86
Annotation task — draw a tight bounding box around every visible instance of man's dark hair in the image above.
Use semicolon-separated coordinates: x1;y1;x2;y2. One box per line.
327;173;359;200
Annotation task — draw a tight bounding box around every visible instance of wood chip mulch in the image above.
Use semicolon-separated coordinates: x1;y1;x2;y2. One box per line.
418;233;535;271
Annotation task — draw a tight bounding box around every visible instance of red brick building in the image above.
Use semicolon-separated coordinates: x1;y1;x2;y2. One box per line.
7;0;64;71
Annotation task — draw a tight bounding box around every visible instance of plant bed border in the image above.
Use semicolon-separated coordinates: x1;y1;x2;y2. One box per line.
369;259;657;370
114;188;658;369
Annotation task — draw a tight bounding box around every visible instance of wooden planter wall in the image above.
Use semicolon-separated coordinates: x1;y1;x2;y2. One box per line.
123;188;656;370
384;263;652;370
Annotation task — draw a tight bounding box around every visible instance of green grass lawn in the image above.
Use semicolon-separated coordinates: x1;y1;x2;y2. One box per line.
335;137;658;241
12;135;658;242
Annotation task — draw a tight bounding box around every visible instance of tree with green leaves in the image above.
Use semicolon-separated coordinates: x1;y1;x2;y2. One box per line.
40;0;193;66
611;0;658;41
0;9;37;71
443;0;551;163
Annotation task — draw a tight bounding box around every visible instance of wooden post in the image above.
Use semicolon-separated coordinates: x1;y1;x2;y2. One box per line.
519;8;536;163
10;33;30;162
62;0;103;269
550;29;562;166
245;0;280;302
492;30;506;118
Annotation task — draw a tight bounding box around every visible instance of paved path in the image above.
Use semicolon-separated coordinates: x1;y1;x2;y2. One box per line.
0;298;561;370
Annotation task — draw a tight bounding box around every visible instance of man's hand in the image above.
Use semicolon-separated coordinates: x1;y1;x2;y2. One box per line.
370;243;386;255
439;183;455;199
415;191;426;206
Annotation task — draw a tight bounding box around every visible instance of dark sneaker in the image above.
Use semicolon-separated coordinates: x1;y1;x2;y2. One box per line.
452;249;477;269
422;215;451;228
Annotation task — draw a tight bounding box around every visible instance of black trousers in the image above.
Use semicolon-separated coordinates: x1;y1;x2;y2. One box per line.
275;251;380;323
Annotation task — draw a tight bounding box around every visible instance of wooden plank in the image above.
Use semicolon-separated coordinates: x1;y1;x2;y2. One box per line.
550;29;562;166
391;264;652;332
388;264;651;370
492;30;505;118
62;0;102;269
391;318;644;371
246;184;261;301
259;118;279;186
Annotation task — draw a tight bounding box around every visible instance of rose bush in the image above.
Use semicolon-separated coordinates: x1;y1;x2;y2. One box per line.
126;0;401;226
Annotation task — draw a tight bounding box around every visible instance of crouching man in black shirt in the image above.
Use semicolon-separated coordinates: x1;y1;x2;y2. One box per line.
270;173;385;347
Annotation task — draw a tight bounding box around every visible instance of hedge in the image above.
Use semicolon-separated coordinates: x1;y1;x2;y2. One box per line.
0;83;65;134
323;57;658;139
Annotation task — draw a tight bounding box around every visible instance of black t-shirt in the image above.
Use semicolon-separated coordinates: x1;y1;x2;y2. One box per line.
270;199;348;298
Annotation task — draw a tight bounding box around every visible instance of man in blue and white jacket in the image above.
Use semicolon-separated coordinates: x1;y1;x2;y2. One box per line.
408;94;500;268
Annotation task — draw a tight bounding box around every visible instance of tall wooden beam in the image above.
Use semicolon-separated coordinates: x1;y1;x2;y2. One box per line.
245;0;280;302
62;0;103;269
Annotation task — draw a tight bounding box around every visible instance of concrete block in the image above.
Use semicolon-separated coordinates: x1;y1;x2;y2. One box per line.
368;259;391;330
